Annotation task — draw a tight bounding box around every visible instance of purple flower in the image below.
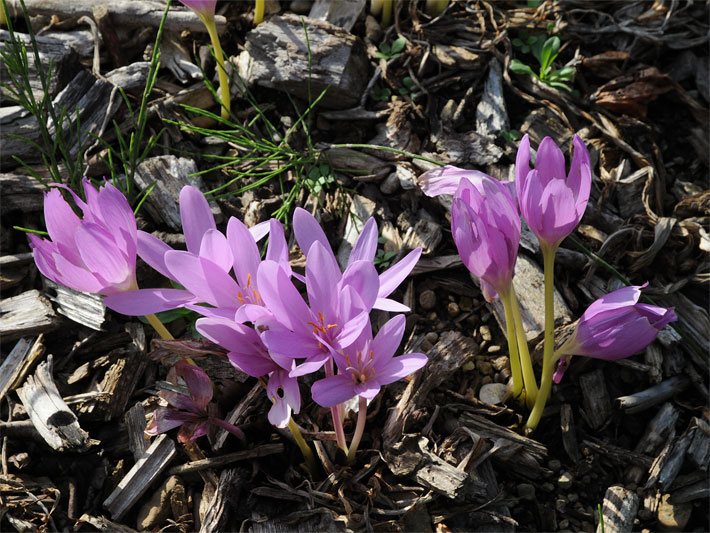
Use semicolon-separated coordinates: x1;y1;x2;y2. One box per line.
451;176;521;301
293;208;422;312
311;315;427;407
146;360;244;443
418;165;505;197
553;284;677;382
254;241;377;377
105;186;278;318
515;135;591;248
195;317;301;427
178;0;217;19
30;178;138;296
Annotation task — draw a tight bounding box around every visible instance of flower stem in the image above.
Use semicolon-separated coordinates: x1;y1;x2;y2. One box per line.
254;0;265;25
347;396;367;464
509;287;538;407
287;417;317;473
326;359;348;453
145;313;173;340
500;288;524;401
380;0;393;26
526;245;558;429
203;17;231;120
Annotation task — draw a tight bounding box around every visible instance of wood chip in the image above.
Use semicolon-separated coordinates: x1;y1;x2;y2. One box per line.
597;485;638;533
0;290;61;342
579;369;612;430
0;336;44;403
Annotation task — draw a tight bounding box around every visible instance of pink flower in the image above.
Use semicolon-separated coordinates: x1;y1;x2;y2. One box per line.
311;314;427;407
178;0;217;19
146;360;244;443
30;178;138;296
553;284;677;382
515;135;591;248
451;176;521;301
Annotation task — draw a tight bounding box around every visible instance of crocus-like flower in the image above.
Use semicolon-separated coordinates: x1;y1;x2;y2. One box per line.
553;284;677;382
146;360;244;442
29;178;138;296
451;176;521;301
515;134;591;248
178;0;217;18
293;208;422;312
195;318;301;427
311;314;427;407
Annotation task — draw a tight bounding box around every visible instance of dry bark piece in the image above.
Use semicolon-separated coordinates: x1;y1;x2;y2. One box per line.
125;403;150;461
0;173;45;211
168;443;285;475
597;485;638;533
199;468;248;533
476;58;508;137
0;290;61;341
615;375;691;414
0;30;79;103
77;514;138;532
17;355;91;452
336;194;377;268
579;369;612;430
236;14;369;109
625;403;679;484
0;336;44;403
4;0;227;34
43;280;107;331
308;0;366;31
134;155;222;231
136;475;187;531
103;434;177;520
560;403;580;463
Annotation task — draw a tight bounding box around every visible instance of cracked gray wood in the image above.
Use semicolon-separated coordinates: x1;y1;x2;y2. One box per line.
0;336;45;403
596;485;638;533
17;355;90;452
0;289;61;341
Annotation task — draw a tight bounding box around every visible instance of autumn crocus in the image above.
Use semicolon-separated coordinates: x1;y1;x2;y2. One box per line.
516;135;592;420
312;315;427;463
449;175;537;405
178;0;230;119
147;360;243;443
526;284;677;429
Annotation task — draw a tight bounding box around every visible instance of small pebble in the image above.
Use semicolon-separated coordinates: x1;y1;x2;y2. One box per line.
478;362;493;375
419;290;437;311
380;172;400;195
517;483;536;501
447;302;460;317
548;459;562;472
558;519;570;530
459;296;473;312
289;0;312;13
420;340;433;352
491;356;509;372
568;493;578;503
462;361;475;372
425;332;439;344
541;482;555;492
481;376;493;385
558;471;574;489
487;344;501;353
479;325;492;342
657;493;692;531
555;497;567;511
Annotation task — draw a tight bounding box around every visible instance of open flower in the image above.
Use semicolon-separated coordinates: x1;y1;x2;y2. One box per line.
30;178;138;296
451;176;521;301
311;314;427;407
553;284;677;382
146;360;244;443
195;317;301;428
515;134;591;248
293;208;422;312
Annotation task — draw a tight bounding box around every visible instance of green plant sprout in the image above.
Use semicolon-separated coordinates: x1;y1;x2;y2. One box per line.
374;36;406;61
371;83;392;102
510;35;576;92
305;163;337;196
398;76;416;96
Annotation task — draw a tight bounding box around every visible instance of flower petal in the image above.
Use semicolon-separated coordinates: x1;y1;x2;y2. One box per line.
293;207;329;255
176;360;213;410
104;288;193;316
349;217;378;264
311;374;357;407
199;229;233;272
377;353;427;385
137;230;173;279
226;217;261;289
180;185;216;254
371;314;406;367
378;248;422;299
43;189;82;264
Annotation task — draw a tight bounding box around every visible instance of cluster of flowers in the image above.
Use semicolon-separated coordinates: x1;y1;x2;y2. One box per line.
420;134;677;428
30;180;426;458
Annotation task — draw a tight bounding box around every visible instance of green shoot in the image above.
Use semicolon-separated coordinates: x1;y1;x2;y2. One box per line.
374;36;406;61
510;34;575;92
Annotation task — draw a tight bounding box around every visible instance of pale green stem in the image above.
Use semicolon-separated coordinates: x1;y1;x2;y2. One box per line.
202;16;231;119
526;244;559;429
145;313;174;340
380;0;393;26
510;287;538;407
500;288;524;401
254;0;265;25
347;396;368;464
287;417;317;473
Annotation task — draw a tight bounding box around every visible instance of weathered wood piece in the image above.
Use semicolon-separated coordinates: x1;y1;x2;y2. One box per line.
236;14;369;109
103;434;177;520
213;382;263;451
0;336;44;402
17;355;90;452
5;0;227;34
0;289;61;341
137;475;189;531
43;280;107;331
560;403;580;463
385;435;486;500
669;479;710;503
168;443;285;475
0;173;45;211
105;62;150;91
625;403;679;484
687;417;710;470
579;369;612;430
0;30;78;103
383;331;478;446
199;469;247;533
615;375;691;414
596;485;638;533
476;58;508;137
308;0;366;31
125;403;150;462
78;514;138;532
134;156;222;231
490;254;573;342
42;30;96;58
